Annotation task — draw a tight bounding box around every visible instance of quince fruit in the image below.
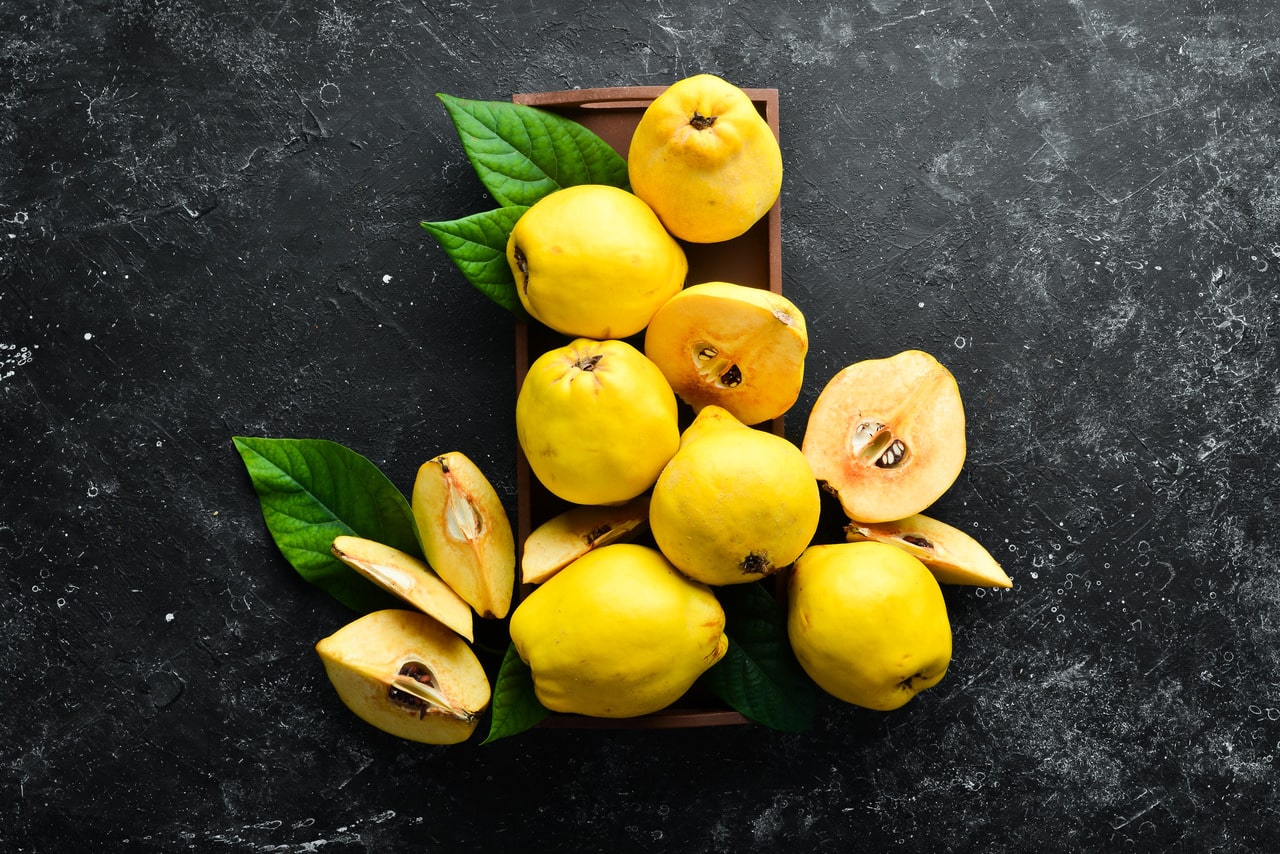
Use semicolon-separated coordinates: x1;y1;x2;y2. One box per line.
802;350;966;523
520;494;650;586
516;338;680;506
845;513;1012;588
649;406;820;586
412;452;515;620
628;73;782;243
505;184;687;339
787;541;952;711
644;281;807;425
331;535;474;641
509;543;728;718
316;609;490;744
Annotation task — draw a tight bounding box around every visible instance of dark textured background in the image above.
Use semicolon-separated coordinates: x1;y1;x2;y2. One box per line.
3;0;1278;850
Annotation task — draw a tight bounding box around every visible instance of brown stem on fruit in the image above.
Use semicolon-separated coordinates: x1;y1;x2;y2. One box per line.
740;552;773;575
513;246;530;294
575;353;604;372
689;111;717;131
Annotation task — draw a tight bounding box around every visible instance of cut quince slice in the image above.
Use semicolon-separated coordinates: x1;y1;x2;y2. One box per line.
316;609;490;745
412;452;515;620
802;350;965;523
644;281;808;426
331;535;475;641
844;514;1011;588
521;495;650;586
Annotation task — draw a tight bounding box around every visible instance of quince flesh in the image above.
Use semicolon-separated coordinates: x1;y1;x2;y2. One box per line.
845;513;1012;588
505;184;687;339
520;494;650;586
628;73;782;243
649;405;820;586
412;452;515;620
516;338;680;506
787;542;952;711
802;350;966;523
509;543;728;718
331;535;475;641
644;281;808;426
316;609;490;744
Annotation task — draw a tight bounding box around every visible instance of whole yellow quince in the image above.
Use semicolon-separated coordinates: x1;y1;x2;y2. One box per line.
649;406;820;586
787;541;952;711
628;73;782;243
509;543;729;718
505;184;687;339
516;338;679;505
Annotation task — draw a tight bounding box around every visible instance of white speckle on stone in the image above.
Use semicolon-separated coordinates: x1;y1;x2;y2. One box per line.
84;332;93;340
382;274;393;283
165;613;175;622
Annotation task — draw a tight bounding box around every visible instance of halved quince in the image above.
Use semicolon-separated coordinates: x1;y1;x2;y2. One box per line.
521;495;650;586
844;514;1011;588
331;535;475;641
802;350;965;523
412;452;515;620
644;281;807;426
316;609;490;744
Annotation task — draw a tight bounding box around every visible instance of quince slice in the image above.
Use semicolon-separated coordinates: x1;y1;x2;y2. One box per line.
412;452;515;620
331;535;475;641
316;609;490;744
844;514;1012;588
802;350;965;523
644;281;808;426
521;495;651;586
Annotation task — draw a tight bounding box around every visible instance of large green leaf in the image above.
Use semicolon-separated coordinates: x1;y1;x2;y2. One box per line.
421;206;529;315
482;642;549;744
232;437;416;613
703;581;816;732
437;94;629;207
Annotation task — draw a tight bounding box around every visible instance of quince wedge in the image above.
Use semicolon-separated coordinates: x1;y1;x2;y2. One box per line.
644;281;808;426
844;513;1012;589
411;452;515;620
516;338;680;506
316;609;490;744
628;73;782;243
331;535;475;641
509;543;728;718
787;542;952;712
649;405;820;586
802;350;966;524
505;184;687;339
521;494;650;586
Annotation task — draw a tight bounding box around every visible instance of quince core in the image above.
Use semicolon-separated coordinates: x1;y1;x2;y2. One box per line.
802;350;966;523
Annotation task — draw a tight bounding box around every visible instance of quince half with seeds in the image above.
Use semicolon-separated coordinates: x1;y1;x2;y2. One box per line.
802;350;966;524
316;609;490;744
845;513;1012;589
412;452;515;620
331;535;474;641
644;281;808;426
521;494;650;586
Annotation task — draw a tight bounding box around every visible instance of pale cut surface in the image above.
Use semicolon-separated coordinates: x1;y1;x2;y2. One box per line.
331;535;475;640
844;514;1012;588
644;281;807;426
316;609;490;745
802;350;965;523
412;452;515;620
521;495;650;586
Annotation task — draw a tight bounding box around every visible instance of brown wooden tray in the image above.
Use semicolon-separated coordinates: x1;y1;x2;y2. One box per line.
511;85;782;729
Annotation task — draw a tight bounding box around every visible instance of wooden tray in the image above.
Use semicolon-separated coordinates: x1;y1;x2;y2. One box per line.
511;85;782;728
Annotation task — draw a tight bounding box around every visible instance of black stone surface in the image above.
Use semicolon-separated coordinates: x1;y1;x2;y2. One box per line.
3;1;1278;851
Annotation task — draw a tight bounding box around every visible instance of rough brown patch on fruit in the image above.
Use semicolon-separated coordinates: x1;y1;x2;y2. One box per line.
690;111;717;130
740;552;772;575
513;246;529;294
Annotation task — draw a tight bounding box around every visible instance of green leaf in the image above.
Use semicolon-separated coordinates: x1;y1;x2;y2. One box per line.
703;581;816;733
437;93;629;207
421;206;529;315
482;642;549;744
232;436;417;613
